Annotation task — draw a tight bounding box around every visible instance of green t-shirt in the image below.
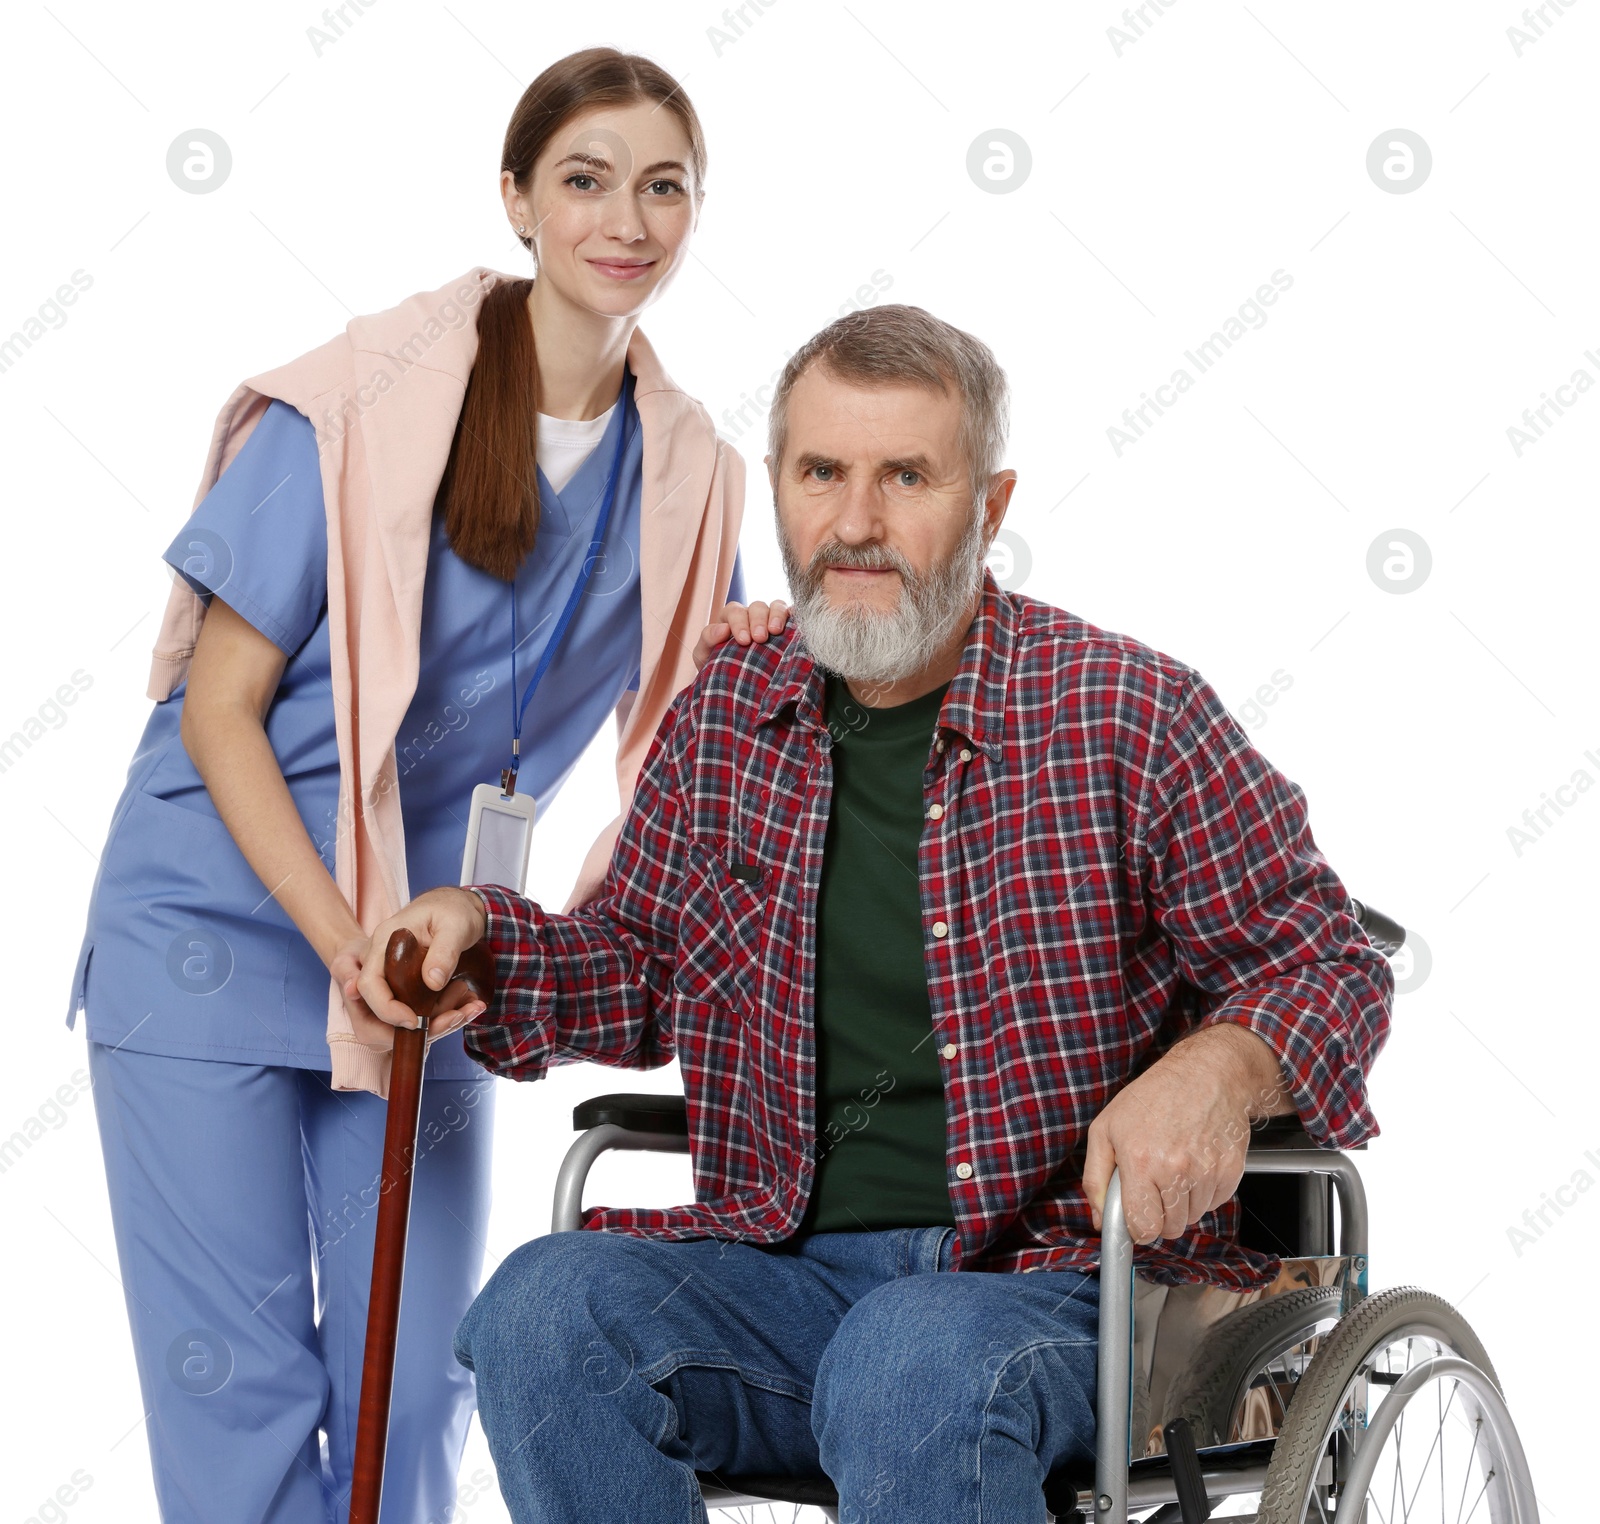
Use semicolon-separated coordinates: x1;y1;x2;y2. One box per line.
798;672;957;1234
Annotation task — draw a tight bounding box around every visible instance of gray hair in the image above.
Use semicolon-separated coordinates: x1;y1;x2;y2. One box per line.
766;305;1010;507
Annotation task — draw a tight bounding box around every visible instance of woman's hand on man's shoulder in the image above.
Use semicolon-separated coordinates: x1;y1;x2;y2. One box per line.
692;598;790;670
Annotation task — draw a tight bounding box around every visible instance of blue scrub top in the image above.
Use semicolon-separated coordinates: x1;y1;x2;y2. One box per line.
66;379;725;1080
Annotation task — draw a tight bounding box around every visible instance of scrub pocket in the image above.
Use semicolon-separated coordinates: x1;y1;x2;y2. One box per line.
74;788;319;1061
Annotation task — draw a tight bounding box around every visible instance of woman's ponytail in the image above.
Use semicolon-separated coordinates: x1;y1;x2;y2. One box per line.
438;275;540;583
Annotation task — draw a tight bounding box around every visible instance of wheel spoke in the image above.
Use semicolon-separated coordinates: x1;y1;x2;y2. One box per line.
1395;1376;1458;1519
1386;1346;1414;1524
1454;1420;1485;1524
1361;1476;1395;1524
1438;1376;1445;1524
1458;1466;1494;1524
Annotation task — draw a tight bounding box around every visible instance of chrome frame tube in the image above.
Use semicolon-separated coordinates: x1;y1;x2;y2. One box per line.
551;1123;690;1233
1093;1149;1363;1524
1078;1463;1273;1516
1242;1148;1368;1268
1093;1169;1135;1524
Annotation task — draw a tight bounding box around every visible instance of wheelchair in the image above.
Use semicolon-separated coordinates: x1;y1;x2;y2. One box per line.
546;902;1540;1523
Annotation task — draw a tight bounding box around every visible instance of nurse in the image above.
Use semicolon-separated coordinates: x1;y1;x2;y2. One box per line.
66;46;787;1524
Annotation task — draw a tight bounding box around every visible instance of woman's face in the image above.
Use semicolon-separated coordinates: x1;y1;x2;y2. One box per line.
504;100;700;319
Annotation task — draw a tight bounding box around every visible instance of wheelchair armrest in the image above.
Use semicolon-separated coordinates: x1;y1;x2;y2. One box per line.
554;1095;691;1234
573;1092;690;1137
1351;897;1405;956
1249;1113;1314;1148
1247;1113;1364;1152
1247;1099;1371;1151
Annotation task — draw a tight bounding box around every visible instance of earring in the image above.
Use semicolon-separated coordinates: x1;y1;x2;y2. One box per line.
516;223;527;234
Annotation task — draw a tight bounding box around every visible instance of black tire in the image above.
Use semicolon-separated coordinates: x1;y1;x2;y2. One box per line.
1254;1286;1500;1524
1160;1286;1345;1448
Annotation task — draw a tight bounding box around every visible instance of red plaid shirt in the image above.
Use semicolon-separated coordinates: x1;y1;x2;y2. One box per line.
466;570;1392;1288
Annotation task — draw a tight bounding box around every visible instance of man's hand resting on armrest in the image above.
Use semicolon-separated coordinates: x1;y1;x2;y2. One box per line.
1082;1022;1296;1246
349;885;491;1038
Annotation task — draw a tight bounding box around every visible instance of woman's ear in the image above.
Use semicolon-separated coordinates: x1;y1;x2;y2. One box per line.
501;168;534;244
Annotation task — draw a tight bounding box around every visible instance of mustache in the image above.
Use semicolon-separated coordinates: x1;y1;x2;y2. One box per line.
807;540;912;577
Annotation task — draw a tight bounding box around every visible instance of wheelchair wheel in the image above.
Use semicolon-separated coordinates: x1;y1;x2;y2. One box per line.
1251;1286;1540;1524
1159;1285;1344;1448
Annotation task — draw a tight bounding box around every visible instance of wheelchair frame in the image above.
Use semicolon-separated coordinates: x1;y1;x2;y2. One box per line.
540;904;1537;1522
551;1110;1536;1523
1092;1146;1367;1522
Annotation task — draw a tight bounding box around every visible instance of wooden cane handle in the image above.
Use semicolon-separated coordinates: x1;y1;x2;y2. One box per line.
382;928;497;1026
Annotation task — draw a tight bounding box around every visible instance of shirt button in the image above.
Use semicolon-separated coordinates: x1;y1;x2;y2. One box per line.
940;1042;957;1059
954;1161;974;1180
1023;1265;1040;1274
935;738;947;753
959;748;972;762
927;803;944;820
932;920;948;938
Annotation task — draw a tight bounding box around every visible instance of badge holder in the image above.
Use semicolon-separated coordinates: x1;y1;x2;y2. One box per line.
460;781;536;894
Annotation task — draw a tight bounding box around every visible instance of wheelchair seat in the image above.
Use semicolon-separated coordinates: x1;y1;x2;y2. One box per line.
694;1441;1281;1519
691;1464;1089;1516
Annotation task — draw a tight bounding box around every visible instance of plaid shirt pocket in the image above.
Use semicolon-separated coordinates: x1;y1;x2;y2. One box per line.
672;838;766;1011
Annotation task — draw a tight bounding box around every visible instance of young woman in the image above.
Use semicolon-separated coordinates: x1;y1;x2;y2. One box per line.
65;47;787;1524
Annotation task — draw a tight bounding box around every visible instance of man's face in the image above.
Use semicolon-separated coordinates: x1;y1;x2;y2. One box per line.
767;364;1013;686
774;366;974;611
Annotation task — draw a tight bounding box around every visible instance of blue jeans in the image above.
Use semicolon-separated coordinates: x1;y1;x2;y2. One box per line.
454;1225;1100;1523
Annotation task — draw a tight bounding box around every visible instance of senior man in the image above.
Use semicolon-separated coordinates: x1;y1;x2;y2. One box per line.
355;304;1392;1524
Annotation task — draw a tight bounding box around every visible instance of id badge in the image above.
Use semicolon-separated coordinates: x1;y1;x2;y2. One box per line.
460;782;537;894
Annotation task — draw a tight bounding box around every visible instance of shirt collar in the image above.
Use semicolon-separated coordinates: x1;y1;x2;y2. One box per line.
753;568;1017;761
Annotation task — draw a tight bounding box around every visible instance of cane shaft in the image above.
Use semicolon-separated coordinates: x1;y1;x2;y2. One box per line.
347;926;497;1524
349;1020;427;1523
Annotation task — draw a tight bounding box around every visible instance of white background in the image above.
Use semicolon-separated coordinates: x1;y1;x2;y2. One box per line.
3;2;1595;1520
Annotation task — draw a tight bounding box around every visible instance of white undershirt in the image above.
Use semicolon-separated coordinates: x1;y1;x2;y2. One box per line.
536;401;616;494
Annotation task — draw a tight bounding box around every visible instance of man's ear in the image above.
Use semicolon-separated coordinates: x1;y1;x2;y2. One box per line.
764;452;778;504
983;470;1018;542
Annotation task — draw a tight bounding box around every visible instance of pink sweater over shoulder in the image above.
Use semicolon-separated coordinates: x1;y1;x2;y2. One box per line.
145;266;745;1096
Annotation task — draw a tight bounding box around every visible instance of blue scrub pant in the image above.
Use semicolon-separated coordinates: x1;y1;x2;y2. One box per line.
87;1040;495;1524
455;1224;1100;1523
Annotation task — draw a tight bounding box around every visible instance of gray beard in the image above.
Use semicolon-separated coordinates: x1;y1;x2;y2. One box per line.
778;510;988;687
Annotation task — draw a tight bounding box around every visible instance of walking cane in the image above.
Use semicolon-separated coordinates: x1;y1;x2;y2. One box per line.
348;927;496;1524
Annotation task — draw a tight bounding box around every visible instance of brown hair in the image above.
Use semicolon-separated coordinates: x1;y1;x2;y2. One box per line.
439;48;708;581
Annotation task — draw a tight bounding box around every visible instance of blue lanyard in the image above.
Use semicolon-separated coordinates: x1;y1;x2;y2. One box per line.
502;369;635;796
